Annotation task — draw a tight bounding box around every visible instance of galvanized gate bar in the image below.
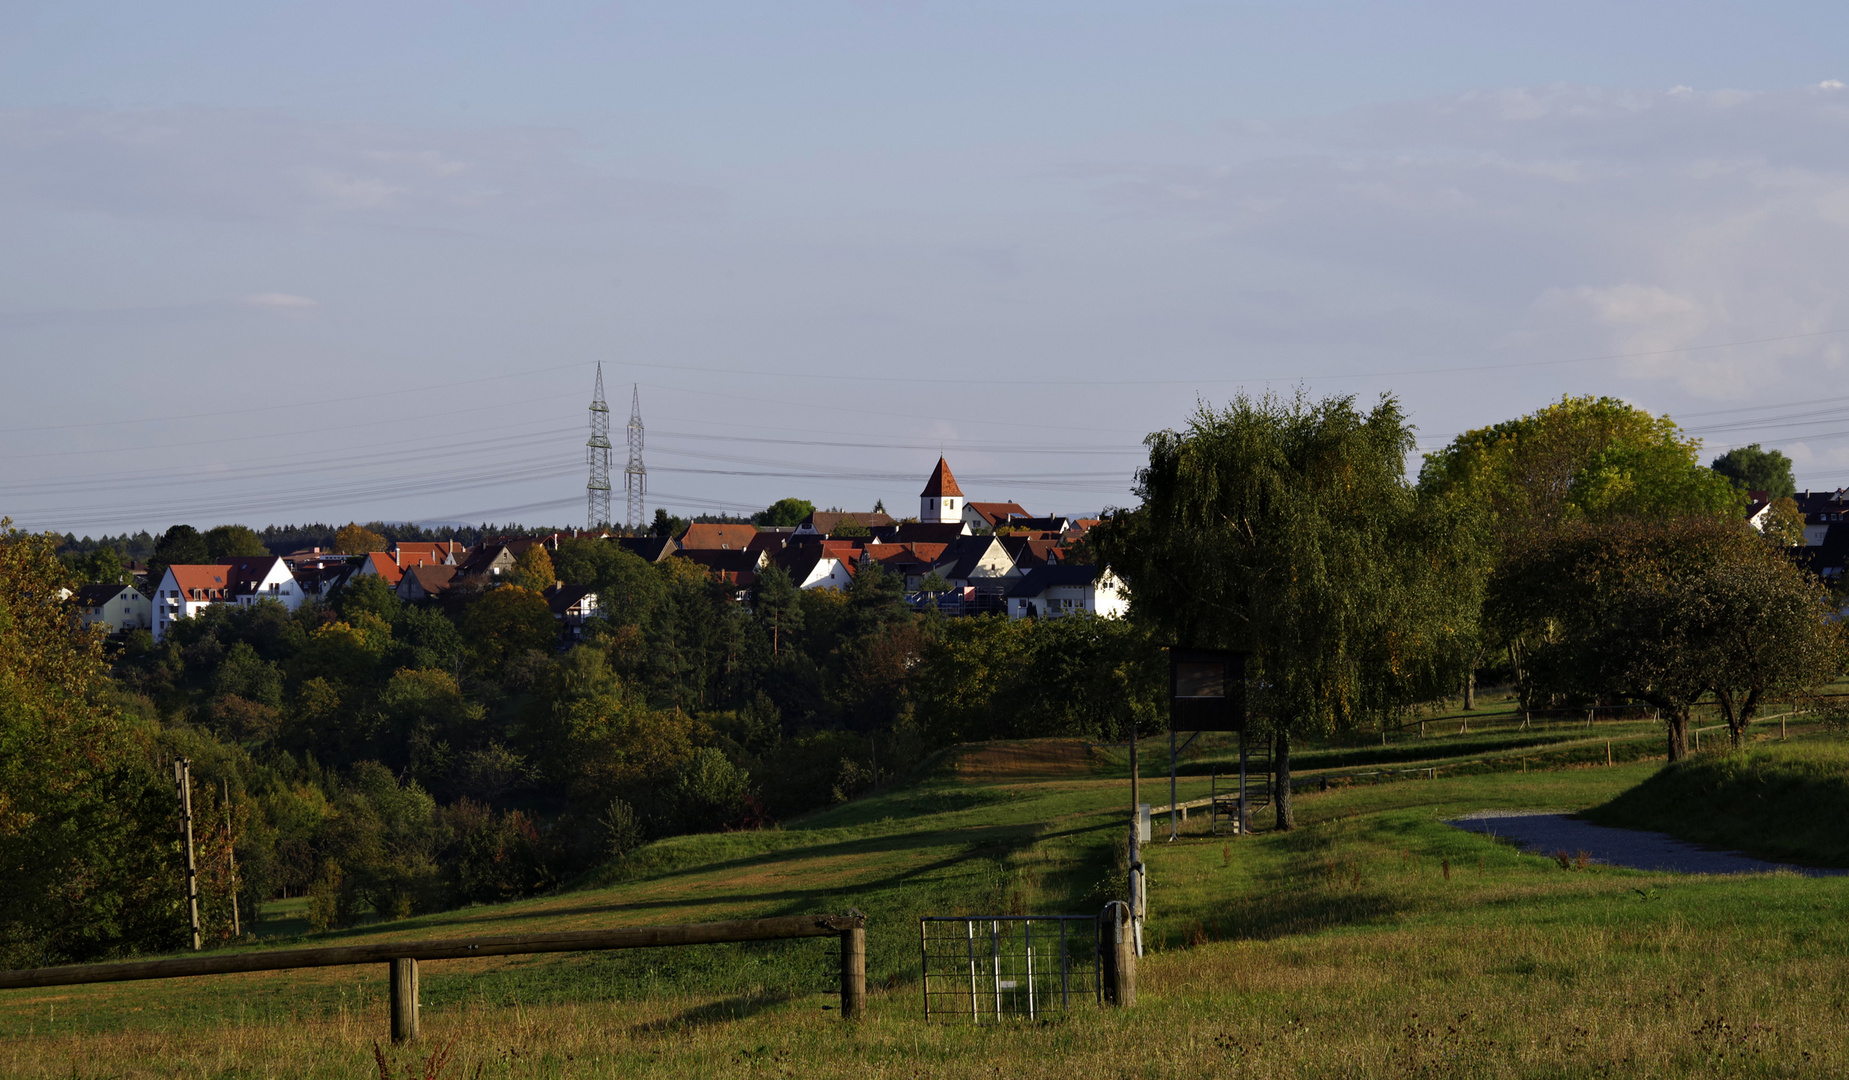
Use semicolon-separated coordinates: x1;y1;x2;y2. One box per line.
919;916;1099;1023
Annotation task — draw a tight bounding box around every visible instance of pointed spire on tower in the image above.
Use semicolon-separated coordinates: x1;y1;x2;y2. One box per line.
920;456;963;498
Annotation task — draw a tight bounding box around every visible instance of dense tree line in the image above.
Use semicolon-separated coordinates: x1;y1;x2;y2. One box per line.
8;391;1840;961
1098;392;1843;828
2;518;1166;965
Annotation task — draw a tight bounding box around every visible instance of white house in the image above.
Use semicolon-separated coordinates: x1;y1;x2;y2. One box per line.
1005;565;1128;620
778;543;859;590
153;556;303;641
72;583;152;634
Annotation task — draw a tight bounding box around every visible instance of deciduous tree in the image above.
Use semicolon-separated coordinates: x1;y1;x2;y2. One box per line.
753;498;815;528
204;524;269;559
0;520;177;965
1489;516;1840;759
510;544;557;592
333;522;388;556
1097;391;1480;829
1712;443;1797;500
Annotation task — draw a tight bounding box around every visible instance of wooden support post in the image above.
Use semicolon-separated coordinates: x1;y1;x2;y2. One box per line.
389;958;419;1044
1099;902;1136;1007
173;760;201;951
839;925;866;1019
223;781;240;939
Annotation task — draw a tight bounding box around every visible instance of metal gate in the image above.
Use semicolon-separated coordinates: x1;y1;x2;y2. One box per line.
919;916;1099;1022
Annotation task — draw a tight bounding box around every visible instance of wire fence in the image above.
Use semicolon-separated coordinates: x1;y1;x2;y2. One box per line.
919;916;1098;1023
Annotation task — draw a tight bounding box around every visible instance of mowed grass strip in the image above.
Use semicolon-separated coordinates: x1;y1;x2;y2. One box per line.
8;737;1849;1077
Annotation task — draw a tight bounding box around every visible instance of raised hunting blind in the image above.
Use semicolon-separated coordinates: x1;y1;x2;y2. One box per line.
1168;648;1246;731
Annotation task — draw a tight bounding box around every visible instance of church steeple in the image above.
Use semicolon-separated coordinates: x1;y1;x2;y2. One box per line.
920;456;964;524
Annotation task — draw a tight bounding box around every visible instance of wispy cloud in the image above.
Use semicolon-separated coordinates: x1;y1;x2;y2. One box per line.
0;108;723;227
1072;84;1849;399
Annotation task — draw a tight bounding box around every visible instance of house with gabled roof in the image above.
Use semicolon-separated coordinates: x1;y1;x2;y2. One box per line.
398;564;460;602
618;535;679;562
774;540;859;590
678;522;759;551
392;540;466;566
1005;565;1127;620
794;511;897;538
355;551;406;586
997;535;1069;571
152;557;302;641
892;521;968;544
543;582;600;642
964;501;1030;530
72;582;151;635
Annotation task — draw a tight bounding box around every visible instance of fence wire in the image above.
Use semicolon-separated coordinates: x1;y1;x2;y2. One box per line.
919;916;1098;1022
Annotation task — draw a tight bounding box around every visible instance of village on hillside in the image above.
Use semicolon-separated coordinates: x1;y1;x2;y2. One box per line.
66;456;1127;643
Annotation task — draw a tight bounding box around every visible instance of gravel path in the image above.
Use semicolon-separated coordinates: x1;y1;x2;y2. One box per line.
1448;810;1848;877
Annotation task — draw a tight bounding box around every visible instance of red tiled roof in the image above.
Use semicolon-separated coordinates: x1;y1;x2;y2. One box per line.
166;564;235;600
678;523;759;550
394;541;464;563
364;551;405;584
806;511;896;535
965;501;1029;526
920;456;963;498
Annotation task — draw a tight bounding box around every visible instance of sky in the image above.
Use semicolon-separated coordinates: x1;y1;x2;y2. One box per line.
5;1;1849;536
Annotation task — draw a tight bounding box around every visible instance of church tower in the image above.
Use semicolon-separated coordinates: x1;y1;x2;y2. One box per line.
920;456;964;524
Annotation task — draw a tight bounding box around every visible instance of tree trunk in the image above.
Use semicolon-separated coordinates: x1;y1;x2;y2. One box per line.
1714;688;1760;749
1463;670;1475;711
1274;730;1294;831
1715;690;1739;749
1664;707;1690;762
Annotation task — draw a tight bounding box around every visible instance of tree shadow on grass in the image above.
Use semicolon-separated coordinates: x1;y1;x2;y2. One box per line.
624;990;807;1034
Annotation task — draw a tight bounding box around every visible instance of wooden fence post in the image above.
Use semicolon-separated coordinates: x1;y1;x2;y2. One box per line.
173;760;201;951
839;924;866;1019
1100;902;1136;1007
390;958;419;1044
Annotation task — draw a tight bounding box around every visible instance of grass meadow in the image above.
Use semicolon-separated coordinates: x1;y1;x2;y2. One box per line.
5;709;1849;1079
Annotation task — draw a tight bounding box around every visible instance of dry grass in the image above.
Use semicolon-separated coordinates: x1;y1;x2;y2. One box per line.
8;921;1846;1080
951;739;1099;779
9;736;1849;1077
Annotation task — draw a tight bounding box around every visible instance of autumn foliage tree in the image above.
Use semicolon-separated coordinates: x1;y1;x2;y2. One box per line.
509;544;557;592
333;522;388;555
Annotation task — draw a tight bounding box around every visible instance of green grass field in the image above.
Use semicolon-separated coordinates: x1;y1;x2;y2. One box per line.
5;717;1849;1079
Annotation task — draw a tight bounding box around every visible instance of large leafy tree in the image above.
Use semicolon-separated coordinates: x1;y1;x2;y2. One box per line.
1096;392;1480;829
333;522;388;556
1490;516;1841;760
1712;443;1797;500
1420;395;1742;533
461;587;556;675
1420;395;1742;699
509;544;557;592
0;521;177;966
754;498;816;528
204;524;269;559
145;523;210;596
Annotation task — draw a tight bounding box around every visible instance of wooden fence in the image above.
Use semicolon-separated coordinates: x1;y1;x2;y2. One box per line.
0;913;867;1042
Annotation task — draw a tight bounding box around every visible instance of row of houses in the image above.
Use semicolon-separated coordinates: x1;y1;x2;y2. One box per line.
77;456;1122;640
609;458;1123;619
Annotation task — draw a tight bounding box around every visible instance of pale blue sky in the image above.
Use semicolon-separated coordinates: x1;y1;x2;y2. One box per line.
4;2;1848;533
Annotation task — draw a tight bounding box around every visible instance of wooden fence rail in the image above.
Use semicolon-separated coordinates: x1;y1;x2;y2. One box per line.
0;913;867;1042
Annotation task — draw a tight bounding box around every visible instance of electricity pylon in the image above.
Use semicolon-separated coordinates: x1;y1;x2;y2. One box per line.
624;383;647;532
586;364;612;530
